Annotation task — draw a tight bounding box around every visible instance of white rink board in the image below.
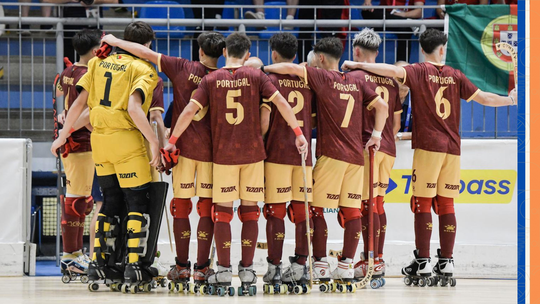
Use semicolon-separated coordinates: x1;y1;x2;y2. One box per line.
153;139;517;278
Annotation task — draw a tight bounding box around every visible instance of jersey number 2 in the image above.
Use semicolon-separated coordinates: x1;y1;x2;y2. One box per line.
288;90;305;127
99;72;113;107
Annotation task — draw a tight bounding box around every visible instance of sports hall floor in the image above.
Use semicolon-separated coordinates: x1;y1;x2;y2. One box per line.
1;276;516;304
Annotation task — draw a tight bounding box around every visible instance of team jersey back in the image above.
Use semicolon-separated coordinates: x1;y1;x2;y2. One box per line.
149;77;164;114
191;66;279;165
159;55;216;162
401;62;479;155
303;67;379;166
358;70;402;157
58;64;91;152
264;73;315;166
77;52;158;133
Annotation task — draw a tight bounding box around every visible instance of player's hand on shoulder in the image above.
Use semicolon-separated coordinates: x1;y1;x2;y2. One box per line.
101;34;120;47
341;60;358;72
295;134;308;159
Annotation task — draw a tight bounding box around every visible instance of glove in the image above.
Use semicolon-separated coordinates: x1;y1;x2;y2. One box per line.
64;57;73;68
159;148;180;175
62;137;81;158
96;42;112;59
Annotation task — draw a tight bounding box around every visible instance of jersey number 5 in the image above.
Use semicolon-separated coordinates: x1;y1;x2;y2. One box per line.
226;89;244;125
99;72;113;107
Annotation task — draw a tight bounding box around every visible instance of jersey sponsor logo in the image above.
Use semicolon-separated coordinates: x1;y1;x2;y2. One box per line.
180;182;194;189
364;75;395;87
378;182;389;189
246;186;264;193
62;76;75;86
299;187;313;193
216;78;251;88
221;186;237;193
278;79;310;89
426;182;437;189
333;82;359;92
384;169;516;204
98;61;127;72
119;172;138;179
326;193;340;200
201;183;213;189
276;186;292;194
347;193;361;200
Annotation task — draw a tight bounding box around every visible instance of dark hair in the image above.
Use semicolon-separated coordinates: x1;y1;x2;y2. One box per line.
419;28;447;54
72;29;102;56
269;33;297;60
197;31;226;59
124;21;155;45
313;37;343;61
225;32;251;59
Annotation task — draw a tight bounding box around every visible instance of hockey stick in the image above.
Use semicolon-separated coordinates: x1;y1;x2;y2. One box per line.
152;121;174;254
209;239;216;271
52;73;63;267
355;147;375;289
495;42;518;90
301;151;314;288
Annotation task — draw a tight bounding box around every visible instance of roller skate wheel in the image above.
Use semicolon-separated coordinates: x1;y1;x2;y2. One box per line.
412;278;419;286
404;276;412;286
263;284;268;294
340;284;347;293
228;286;235;296
121;284;128;293
129;285;137;294
350;284;357;293
370;279;381;289
268;284;274;294
70;273;78;281
61;274;71;284
110;283;118;292
160;278;167;288
418;277;427;287
250;285;257;296
449;278;456;287
305;285;311;294
88;282;99;292
80;275;89;284
177;282;184;292
143;283;152;292
427;277;435;287
319;284;329;293
440;277;448;287
217;286;225;297
331;282;338;292
208;285;216;295
199;284;207;294
293;285;302;295
168;282;175;292
279;284;287;294
380;278;386;287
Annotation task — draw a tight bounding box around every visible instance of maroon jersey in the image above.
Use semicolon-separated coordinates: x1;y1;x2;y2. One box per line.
191;66;279;165
303;67;380;166
264;73;315;166
149;77;164;115
58;64;91;153
159;54;216;162
401;62;480;155
358;70;402;157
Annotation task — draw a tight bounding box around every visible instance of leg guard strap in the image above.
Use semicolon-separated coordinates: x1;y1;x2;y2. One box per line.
263;203;287;220
126;212;150;262
94;214;121;267
170;198;193;219
238;205;260;222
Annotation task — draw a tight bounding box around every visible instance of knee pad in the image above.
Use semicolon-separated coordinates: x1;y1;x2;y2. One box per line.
123;183;151;214
197;198;213;218
98;174;125;216
263;203;287;220
434;196;455;215
337;207;361;228
65;196;88;218
238;205;260;222
287;201;308;223
212;205;234;223
170;198;192;219
84;196;94;216
361;199;379;217
410;196;433;213
376;196;385;215
310;206;324;218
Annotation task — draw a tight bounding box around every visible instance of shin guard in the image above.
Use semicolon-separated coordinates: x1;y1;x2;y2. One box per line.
93;213;122;267
239;205;260;267
264;203;286;265
170;198;192;264
289;201;311;263
339;207;362;260
436;196;457;258
213;205;233;268
412;196;434;258
377;196;387;259
62;197;85;253
196;198;214;266
311;206;328;260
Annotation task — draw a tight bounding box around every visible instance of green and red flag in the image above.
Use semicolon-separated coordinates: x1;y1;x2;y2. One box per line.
445;4;517;95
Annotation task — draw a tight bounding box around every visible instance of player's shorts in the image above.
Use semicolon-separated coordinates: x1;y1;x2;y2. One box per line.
91;130;152;188
144;139;160;182
412;149;461;198
312;156;363;209
362;150;396;198
62;151;94;196
264;162;313;204
91;172;103;201
213;161;264;203
172;156;213;199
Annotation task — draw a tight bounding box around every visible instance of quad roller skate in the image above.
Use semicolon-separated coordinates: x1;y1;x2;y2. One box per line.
87;260;126;292
61;251;90;284
167;260;191;293
432;249;456;287
402;249;436;287
122;261;160;293
150;251;169;289
354;252;385;289
282;255;311;295
263;259;287;295
207;265;235;296
191;260;215;294
312;257;333;293
237;263;257;296
331;258;357;293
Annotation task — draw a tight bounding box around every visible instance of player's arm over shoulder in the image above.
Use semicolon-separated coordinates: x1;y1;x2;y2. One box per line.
130;61;159;104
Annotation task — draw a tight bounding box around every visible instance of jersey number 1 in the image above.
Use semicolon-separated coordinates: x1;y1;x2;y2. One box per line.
99;72;113;107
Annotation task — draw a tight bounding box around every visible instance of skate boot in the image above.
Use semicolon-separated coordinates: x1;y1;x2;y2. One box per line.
262;259;286;294
401;249;435;287
353;252;385;289
167;259;191;293
312;257;332;292
238;263;257;296
151;251;169;289
123;262;159;293
331;258;356;293
207;264;234;296
282;255;311;294
192;260;215;294
433;249;456;287
60;251;89;284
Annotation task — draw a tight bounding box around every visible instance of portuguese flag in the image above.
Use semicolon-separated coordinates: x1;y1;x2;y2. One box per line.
445;4;517;95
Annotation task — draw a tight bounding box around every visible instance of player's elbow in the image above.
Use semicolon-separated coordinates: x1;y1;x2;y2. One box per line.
375;99;389;118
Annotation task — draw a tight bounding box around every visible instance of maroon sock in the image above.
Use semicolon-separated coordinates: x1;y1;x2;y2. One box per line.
360;201;380;256
378;212;387;259
172;198;192;265
311;207;327;259
239;205;259;267
214;205;233;268
439;214;457;258
291;201;310;265
415;212;433;258
196;198;214;266
77;216;86;250
266;203;286;265
62;197;82;253
342;217;361;260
